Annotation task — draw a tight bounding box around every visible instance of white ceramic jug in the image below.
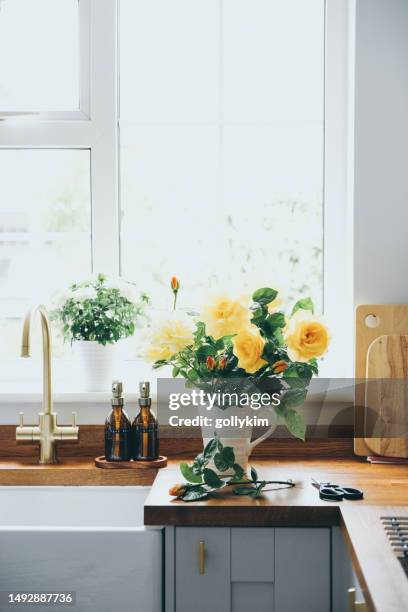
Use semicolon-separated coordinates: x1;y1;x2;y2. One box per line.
199;404;278;474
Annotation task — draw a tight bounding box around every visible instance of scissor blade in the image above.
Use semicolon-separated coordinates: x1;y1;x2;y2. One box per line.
311;478;332;488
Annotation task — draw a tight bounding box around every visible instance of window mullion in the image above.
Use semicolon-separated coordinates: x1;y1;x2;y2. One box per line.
322;0;353;376
88;0;119;277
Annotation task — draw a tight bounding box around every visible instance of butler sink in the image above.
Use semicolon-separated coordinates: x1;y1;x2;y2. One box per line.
0;486;162;612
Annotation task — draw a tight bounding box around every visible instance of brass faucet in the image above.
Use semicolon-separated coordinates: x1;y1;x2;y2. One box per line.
16;305;79;464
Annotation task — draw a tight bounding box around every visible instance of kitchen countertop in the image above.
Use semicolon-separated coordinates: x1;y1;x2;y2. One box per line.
341;505;408;612
144;458;408;525
145;458;408;612
0;458;157;486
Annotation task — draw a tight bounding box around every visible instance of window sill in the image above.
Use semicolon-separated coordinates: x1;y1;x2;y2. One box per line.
0;388;140;404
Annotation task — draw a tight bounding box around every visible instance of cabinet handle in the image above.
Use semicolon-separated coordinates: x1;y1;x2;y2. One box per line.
198;540;205;575
348;588;368;611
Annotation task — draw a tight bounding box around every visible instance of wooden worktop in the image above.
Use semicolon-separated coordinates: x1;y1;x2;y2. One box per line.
341;506;408;612
144;458;408;525
0;458;157;486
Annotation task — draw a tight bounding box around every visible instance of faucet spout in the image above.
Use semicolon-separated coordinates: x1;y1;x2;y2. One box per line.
16;304;79;464
21;305;52;415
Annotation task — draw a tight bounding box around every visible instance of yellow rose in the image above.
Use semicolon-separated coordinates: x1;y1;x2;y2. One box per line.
284;311;330;363
145;317;194;362
201;295;251;339
232;327;267;374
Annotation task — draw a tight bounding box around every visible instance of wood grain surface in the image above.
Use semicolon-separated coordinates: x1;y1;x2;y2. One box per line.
0;458;157;486
355;304;408;456
365;334;408;458
341;506;408;612
144;458;408;526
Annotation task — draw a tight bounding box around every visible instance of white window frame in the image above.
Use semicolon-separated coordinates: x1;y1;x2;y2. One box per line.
0;0;119;276
323;0;354;377
0;0;353;391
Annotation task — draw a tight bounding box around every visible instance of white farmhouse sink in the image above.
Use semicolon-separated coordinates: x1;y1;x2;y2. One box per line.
0;486;162;612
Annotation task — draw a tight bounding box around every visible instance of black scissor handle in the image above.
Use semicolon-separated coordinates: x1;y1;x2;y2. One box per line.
319;486;344;501
319;485;363;501
337;486;364;500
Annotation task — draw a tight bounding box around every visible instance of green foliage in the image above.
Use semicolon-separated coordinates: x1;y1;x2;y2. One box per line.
291;297;314;316
252;287;278;305
214;446;235;472
51;273;149;346
180;462;203;484
174;435;274;502
285;409;306;441
203;468;224;488
171;436;295;502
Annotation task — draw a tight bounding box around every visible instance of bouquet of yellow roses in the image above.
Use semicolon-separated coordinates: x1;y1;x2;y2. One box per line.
146;287;330;440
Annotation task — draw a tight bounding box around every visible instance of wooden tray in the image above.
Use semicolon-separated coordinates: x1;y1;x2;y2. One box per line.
95;456;167;469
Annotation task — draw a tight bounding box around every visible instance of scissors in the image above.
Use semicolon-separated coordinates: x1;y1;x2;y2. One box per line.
311;478;364;502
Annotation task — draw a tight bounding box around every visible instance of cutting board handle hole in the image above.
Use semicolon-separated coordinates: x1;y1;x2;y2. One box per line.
365;314;380;328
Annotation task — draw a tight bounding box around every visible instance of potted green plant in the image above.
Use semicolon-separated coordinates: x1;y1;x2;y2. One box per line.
52;274;149;391
146;286;330;472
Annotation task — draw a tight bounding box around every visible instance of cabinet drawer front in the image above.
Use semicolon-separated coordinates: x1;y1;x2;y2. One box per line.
231;528;274;582
274;528;331;612
175;527;230;612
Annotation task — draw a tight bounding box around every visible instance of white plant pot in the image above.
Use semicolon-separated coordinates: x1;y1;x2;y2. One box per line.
199;405;278;475
75;341;119;392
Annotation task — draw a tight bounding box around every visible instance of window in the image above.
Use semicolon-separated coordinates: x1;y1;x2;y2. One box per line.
0;0;80;112
0;0;350;382
0;149;91;357
119;0;325;310
0;0;117;364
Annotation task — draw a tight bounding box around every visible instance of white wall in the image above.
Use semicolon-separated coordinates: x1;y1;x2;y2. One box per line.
354;0;408;304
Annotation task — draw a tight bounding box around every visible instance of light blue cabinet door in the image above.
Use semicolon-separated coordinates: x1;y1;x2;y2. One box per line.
231;528;275;612
231;528;274;582
175;527;230;612
274;528;331;612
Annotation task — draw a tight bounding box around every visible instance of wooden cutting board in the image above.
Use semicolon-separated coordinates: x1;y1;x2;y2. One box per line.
364;335;408;457
355;305;408;457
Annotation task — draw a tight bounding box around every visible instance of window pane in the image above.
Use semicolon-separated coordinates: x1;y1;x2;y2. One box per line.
119;0;324;310
223;124;323;307
120;126;220;306
0;0;79;111
120;0;219;122
0;150;91;357
223;0;325;121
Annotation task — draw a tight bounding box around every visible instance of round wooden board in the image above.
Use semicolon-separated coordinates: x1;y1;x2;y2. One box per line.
95;456;167;469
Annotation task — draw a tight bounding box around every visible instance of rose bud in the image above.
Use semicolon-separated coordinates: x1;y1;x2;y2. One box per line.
170;276;180;310
273;360;289;374
218;356;227;370
169;484;187;498
170;276;180;292
206;356;216;370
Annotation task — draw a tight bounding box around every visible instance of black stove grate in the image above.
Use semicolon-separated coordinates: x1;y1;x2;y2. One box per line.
381;516;408;577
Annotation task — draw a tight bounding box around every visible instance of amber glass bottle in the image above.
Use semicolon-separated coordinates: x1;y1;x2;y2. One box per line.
105;381;132;461
132;381;159;460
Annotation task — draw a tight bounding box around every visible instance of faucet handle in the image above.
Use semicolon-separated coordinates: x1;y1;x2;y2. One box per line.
19;412;24;428
71;412;77;428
